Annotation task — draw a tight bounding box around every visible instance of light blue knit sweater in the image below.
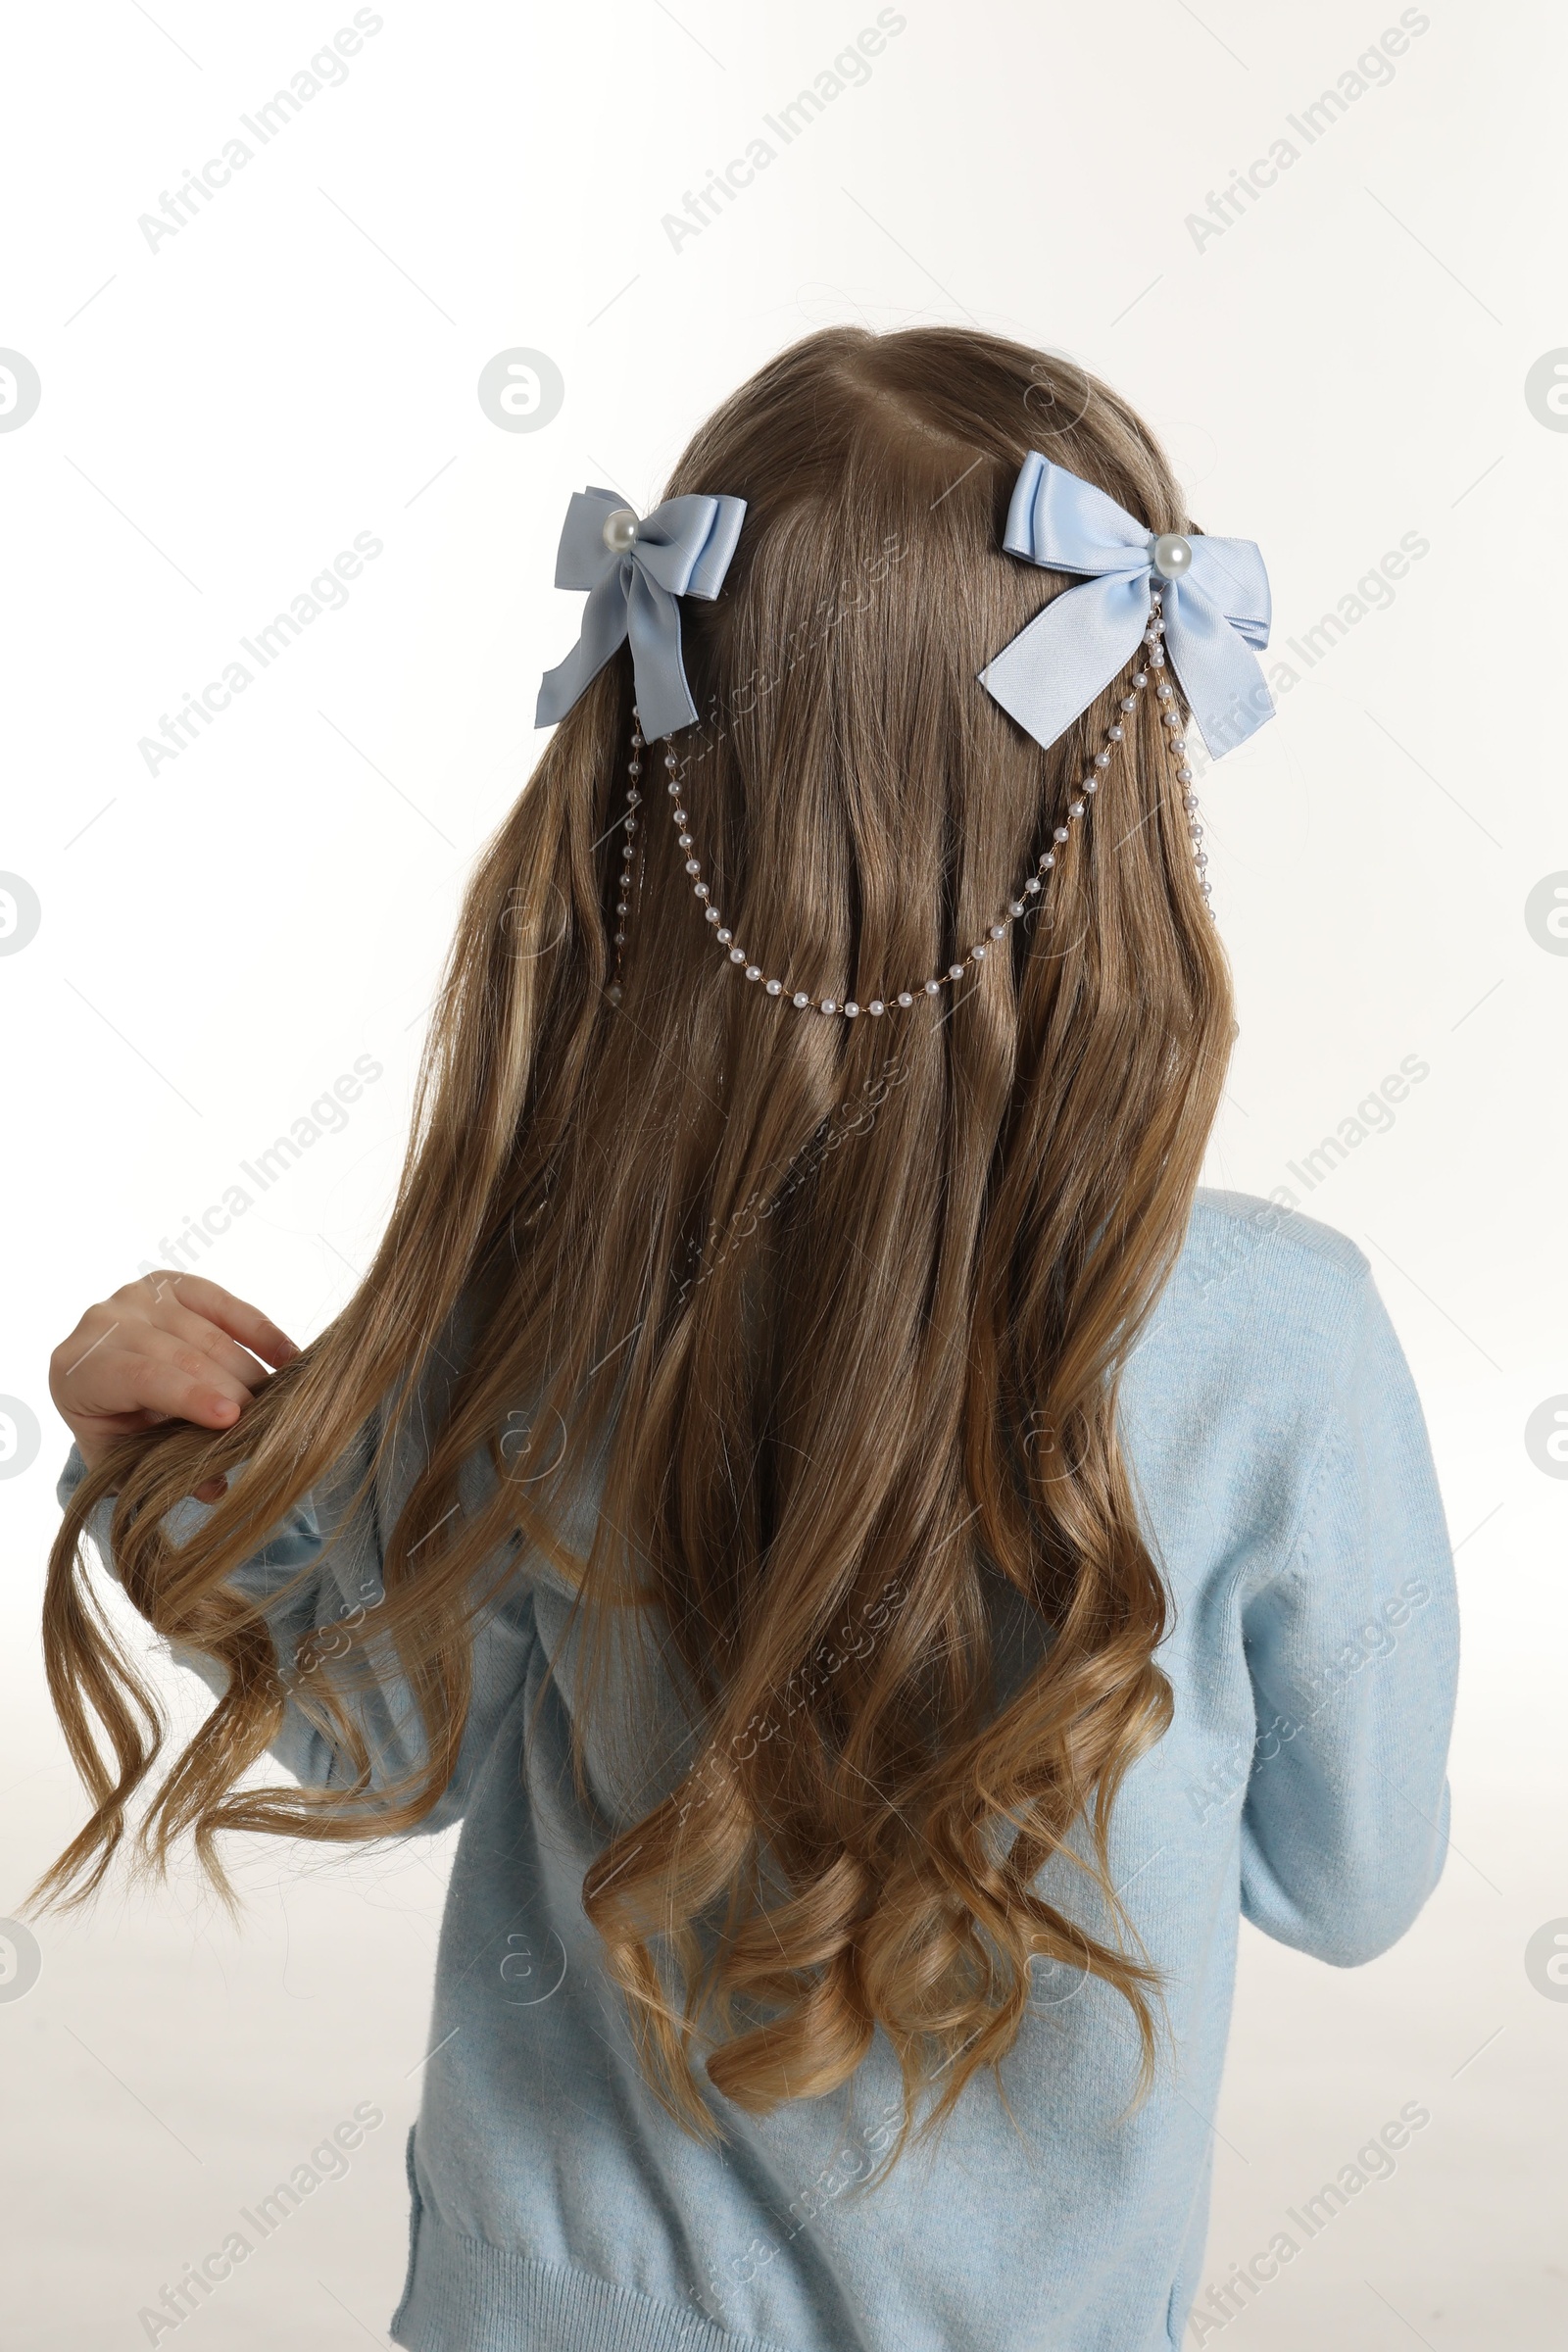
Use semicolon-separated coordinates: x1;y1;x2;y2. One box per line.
58;1190;1459;2352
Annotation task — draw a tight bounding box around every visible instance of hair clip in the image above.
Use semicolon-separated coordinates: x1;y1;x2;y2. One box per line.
979;452;1273;758
535;486;747;743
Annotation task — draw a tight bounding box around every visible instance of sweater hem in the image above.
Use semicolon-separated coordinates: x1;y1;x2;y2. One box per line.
390;2200;804;2352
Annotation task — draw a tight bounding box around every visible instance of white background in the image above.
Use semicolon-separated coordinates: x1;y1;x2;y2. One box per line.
2;2;1564;2344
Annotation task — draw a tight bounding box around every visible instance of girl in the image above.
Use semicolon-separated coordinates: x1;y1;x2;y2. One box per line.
43;326;1458;2352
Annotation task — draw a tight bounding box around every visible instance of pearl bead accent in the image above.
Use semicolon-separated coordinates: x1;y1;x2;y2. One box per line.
610;628;1213;1013
1149;531;1193;580
602;507;639;555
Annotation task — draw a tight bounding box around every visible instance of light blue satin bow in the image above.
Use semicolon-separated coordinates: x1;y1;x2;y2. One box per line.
535;485;747;743
978;453;1273;758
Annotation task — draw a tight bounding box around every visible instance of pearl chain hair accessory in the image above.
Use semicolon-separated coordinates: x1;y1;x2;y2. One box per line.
605;590;1211;1013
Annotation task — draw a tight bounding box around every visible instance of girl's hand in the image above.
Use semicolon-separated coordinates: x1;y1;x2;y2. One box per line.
50;1272;300;1500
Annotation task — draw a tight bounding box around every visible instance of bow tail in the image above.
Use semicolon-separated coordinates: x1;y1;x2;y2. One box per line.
1162;581;1274;756
978;568;1151;754
624;570;699;742
535;574;631;730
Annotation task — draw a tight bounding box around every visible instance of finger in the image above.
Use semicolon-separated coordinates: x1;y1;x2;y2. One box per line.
126;1271;301;1369
148;1297;279;1396
68;1337;256;1433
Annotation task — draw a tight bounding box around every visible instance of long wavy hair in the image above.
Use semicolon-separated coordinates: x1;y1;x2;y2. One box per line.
37;325;1232;2161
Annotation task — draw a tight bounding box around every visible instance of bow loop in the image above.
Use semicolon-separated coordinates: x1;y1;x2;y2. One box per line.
979;453;1274;759
536;485;747;742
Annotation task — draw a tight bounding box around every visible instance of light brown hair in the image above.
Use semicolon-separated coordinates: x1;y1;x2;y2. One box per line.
38;325;1231;2163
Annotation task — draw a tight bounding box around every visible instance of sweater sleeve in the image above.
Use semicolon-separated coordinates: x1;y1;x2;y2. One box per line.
1237;1264;1460;1965
55;1412;537;1838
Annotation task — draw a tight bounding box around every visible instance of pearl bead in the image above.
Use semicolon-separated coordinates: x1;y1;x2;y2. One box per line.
695;882;710;898
897;992;912;1007
729;947;745;963
1009;902;1025;918
820;1000;837;1014
602;507;639;555
844;1002;859;1017
1025;876;1042;893
1053;826;1069;844
1083;778;1098;795
706;906;720;923
1108;724;1123;741
1149;531;1193;580
989;923;1005;939
628;760;642;776
1177;765;1193;783
924;980;940;995
765;978;782;995
1120;697;1136;712
792;992;809;1007
868;1000;884;1015
684;858;701;875
1069;801;1084;819
971;945;986;960
1133;670;1149;688
948;963;964;980
745;964;760;980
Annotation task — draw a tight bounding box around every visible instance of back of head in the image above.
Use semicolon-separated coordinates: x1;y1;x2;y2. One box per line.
41;324;1233;2165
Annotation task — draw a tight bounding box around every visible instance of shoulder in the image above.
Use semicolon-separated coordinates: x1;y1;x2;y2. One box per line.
1127;1188;1375;1424
1180;1186;1369;1298
1118;1192;1387;1567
